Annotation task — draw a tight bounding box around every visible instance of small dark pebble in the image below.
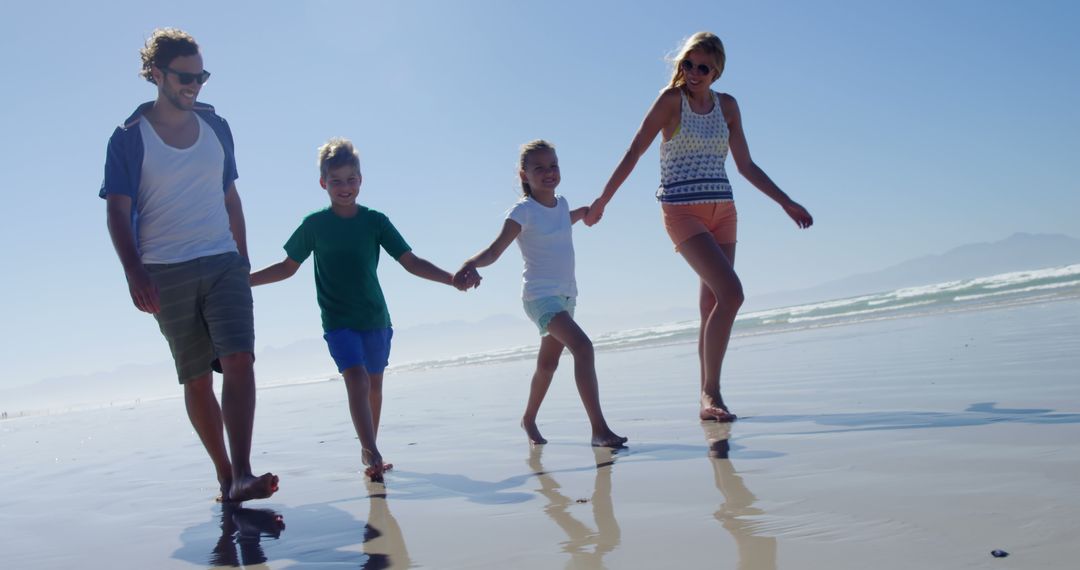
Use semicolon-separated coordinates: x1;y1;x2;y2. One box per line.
575;498;589;503
991;550;1009;558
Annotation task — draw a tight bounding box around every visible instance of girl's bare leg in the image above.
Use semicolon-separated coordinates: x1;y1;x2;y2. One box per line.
545;312;628;447
679;234;742;421
522;335;565;445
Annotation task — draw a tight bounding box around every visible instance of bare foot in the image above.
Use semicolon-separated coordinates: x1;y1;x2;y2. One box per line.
591;431;628;448
700;406;737;422
364;464;393;483
229;473;279;503
700;395;737;422
216;478;233;503
362;449;391;482
521;418;547;445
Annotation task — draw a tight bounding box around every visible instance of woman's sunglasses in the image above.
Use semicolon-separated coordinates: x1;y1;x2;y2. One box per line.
160;66;212;85
680;59;713;76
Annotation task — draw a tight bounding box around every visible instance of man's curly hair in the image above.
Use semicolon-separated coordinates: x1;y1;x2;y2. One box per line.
139;28;200;85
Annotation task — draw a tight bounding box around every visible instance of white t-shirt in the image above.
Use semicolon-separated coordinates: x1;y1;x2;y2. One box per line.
506;195;578;301
136;115;238;264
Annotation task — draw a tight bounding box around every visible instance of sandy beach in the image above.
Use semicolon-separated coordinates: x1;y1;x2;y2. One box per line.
2;298;1078;569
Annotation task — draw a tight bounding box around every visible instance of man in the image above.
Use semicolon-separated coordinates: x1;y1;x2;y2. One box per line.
100;28;277;502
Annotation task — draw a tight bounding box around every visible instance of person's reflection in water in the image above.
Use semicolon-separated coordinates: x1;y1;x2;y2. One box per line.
361;479;412;569
704;422;777;570
209;504;285;568
528;445;621;568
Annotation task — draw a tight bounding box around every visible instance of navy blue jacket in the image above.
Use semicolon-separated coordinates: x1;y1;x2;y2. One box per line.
99;101;238;225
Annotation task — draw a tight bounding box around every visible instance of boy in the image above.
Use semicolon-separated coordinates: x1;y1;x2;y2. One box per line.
250;138;477;480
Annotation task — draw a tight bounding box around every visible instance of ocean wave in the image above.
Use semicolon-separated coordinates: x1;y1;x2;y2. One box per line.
388;263;1080;372
953;279;1080;301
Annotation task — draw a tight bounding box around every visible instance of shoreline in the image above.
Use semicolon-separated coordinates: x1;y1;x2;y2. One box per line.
6;284;1079;419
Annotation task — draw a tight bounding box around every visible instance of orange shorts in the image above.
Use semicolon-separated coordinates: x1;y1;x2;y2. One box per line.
661;201;737;250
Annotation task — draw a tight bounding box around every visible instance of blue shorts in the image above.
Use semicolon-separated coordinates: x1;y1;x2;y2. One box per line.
523;295;576;336
323;328;394;374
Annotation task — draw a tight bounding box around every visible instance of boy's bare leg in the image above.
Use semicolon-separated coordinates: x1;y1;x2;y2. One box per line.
219;352;279;501
369;372;384;438
545;313;627;448
522;335;564;445
342;365;386;481
183;373;233;500
679;235;742;422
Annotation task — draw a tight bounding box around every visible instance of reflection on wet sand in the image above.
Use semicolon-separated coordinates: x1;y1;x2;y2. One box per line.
196;481;410;568
528;446;621;568
704;422;777;570
209;505;285;568
362;480;413;569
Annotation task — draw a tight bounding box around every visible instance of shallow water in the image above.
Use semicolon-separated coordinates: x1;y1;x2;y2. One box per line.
2;300;1078;569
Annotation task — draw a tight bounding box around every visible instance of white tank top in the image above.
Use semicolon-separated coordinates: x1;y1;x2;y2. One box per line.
137;115;238;264
657;90;733;204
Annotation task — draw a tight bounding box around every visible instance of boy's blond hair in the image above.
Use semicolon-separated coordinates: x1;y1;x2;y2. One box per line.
318;137;361;179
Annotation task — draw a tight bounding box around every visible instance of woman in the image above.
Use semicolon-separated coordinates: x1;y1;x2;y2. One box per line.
585;32;813;421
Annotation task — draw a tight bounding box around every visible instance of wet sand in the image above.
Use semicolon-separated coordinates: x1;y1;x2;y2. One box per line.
2;300;1078;569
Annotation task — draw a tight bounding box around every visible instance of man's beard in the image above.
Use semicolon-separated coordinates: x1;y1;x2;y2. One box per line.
163;86;195;111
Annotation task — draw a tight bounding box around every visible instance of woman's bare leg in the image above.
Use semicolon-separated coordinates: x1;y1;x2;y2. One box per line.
679;234;742;420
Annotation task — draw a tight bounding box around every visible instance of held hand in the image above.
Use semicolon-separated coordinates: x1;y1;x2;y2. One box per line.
584;199;606;226
783;200;814;229
452;264;471;290
125;264;161;313
453;264;482;291
464;270;482;290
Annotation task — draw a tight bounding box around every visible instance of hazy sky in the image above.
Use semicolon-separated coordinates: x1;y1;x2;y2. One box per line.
1;1;1077;388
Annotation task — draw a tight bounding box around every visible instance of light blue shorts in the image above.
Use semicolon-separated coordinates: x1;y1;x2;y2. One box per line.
323;328;393;374
523;295;576;336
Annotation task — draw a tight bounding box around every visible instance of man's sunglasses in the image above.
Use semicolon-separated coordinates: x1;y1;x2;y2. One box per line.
160;66;212;85
680;59;713;76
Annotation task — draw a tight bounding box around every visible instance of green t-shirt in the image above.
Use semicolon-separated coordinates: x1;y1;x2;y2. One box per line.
284;206;411;332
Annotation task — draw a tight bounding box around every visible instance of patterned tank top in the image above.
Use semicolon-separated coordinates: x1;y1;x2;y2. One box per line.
657;90;733;204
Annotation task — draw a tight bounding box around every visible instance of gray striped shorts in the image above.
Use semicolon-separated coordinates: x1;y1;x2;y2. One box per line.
145;252;255;383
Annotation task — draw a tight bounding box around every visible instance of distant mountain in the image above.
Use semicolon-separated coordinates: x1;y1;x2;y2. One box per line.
749;233;1080;310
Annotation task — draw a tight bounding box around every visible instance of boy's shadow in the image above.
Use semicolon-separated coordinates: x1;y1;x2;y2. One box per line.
174;481;411;568
704;423;777;570
528;445;621;567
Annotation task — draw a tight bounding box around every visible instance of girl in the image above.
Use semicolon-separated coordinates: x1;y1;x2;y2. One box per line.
455;140;627;447
584;32;814;422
